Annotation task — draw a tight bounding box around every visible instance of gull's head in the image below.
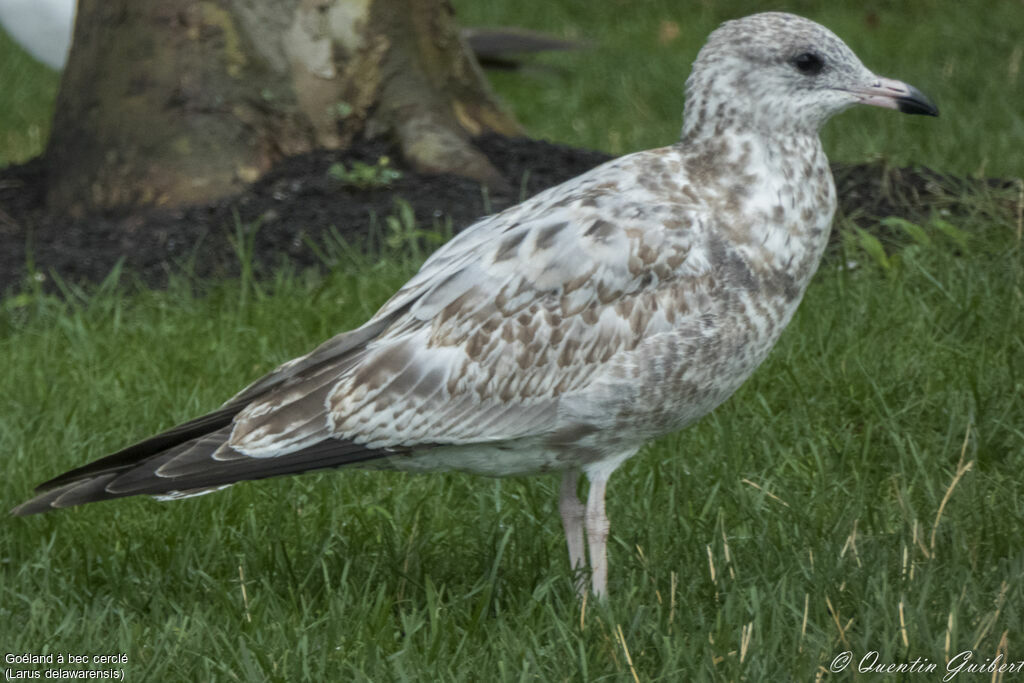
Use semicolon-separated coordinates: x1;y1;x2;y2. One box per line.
682;12;938;139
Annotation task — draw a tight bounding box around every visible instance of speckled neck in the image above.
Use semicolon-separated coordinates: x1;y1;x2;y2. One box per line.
667;127;837;323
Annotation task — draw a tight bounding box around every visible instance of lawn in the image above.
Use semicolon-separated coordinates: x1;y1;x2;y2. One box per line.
2;0;1023;680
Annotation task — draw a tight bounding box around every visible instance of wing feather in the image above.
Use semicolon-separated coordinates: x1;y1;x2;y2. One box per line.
234;149;711;450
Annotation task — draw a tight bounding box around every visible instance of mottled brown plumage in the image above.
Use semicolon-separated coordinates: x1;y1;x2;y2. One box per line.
13;12;937;598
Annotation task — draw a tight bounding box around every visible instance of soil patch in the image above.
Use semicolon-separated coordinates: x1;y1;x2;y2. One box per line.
0;134;1013;295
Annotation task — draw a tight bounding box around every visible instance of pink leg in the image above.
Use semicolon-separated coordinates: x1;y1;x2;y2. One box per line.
584;473;611;598
559;468;586;593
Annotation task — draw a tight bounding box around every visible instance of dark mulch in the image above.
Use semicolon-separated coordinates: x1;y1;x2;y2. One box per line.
0;133;1014;295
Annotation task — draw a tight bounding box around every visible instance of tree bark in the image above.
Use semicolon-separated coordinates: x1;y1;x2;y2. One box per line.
45;0;521;214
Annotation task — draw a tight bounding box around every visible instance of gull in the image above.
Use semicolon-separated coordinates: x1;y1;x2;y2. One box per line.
12;12;937;598
0;0;75;70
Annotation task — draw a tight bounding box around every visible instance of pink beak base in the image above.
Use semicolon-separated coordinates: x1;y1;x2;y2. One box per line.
853;76;939;116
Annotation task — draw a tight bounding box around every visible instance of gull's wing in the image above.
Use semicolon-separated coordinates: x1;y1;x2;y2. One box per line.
227;149;710;452
14;148;711;514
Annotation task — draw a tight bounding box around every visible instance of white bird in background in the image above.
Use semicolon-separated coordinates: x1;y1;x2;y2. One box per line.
0;0;576;73
12;13;937;598
0;0;75;70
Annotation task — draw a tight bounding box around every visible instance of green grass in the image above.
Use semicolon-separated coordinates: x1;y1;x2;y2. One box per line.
0;26;59;165
3;209;1022;680
3;0;1024;680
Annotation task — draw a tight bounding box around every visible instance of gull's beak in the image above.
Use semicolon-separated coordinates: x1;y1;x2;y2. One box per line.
850;76;939;116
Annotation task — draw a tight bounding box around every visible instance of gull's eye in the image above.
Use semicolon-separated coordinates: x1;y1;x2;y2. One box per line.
791;52;825;75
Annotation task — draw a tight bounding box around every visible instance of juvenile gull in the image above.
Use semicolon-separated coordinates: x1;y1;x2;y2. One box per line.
12;13;937;598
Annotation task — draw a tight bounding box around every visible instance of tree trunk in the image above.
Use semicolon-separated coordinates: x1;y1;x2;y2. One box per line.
45;0;521;214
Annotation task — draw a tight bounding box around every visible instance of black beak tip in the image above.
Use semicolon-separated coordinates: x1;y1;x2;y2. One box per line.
897;87;939;117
